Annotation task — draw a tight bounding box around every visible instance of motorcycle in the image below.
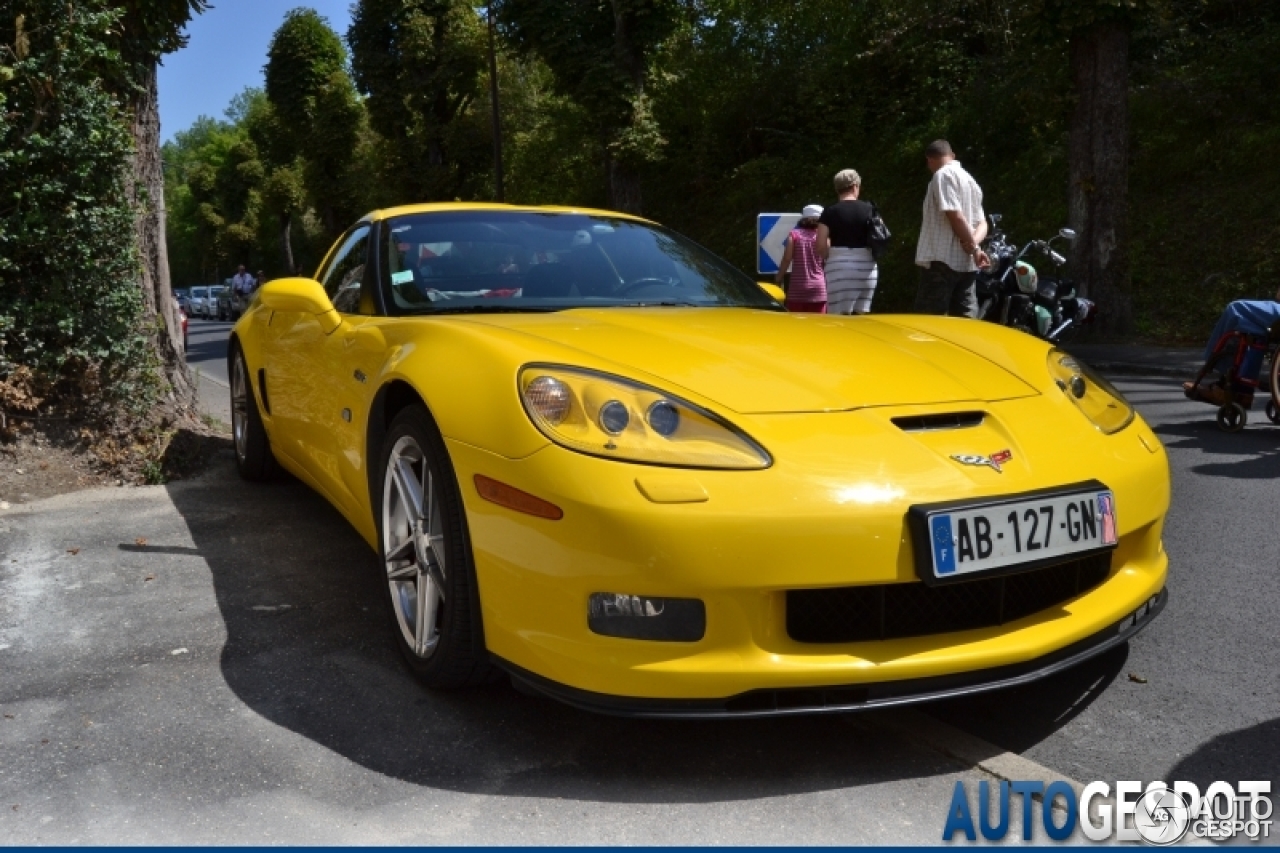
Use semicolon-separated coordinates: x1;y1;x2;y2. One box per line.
975;215;1095;343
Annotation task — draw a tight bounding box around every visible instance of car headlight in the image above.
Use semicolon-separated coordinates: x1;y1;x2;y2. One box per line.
519;365;771;469
1047;349;1134;434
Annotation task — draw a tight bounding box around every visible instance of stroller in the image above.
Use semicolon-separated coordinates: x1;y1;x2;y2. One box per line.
1184;320;1280;431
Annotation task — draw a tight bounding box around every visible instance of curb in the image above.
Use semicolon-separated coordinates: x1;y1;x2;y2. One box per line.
194;371;229;390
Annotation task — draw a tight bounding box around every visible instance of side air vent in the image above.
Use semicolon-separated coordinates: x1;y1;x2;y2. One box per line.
892;411;985;432
258;368;271;415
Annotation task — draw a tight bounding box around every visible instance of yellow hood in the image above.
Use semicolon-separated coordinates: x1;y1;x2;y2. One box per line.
468;309;1039;414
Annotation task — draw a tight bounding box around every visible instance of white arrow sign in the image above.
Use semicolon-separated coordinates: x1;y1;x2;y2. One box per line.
757;213;802;274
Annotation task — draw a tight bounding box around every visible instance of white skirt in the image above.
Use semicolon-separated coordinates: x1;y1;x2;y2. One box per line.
825;247;878;314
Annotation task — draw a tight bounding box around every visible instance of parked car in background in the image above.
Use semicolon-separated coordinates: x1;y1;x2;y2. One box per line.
189;286;210;318
174;288;191;315
208;285;228;320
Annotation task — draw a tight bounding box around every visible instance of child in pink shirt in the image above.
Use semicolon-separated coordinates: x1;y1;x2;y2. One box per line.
776;204;827;313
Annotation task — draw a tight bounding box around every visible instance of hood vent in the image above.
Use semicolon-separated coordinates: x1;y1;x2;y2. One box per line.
892;411;985;432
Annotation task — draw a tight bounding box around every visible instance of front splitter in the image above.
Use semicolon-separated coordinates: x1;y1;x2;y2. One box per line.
492;587;1167;719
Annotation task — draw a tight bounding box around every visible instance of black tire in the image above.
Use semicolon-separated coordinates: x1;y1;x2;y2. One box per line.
1270;353;1280;422
374;404;492;687
229;344;276;480
1267;400;1280;425
1217;403;1247;433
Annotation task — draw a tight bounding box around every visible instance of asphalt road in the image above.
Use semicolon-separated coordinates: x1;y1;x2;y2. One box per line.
186;317;234;387
2;330;1277;842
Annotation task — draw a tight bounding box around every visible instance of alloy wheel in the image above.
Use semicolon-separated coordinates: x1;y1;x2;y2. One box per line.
231;354;249;461
382;435;448;658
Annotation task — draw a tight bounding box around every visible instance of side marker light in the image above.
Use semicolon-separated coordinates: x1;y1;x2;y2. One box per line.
474;475;564;520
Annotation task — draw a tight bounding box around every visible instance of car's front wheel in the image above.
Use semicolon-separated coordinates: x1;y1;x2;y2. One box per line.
376;405;491;687
229;345;275;480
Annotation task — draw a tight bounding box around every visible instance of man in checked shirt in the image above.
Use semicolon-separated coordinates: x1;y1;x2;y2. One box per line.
913;140;991;317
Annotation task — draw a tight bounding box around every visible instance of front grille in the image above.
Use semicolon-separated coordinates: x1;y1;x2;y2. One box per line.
786;553;1111;644
891;411;985;432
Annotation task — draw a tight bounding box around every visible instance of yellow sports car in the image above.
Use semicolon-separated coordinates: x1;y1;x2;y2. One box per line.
228;203;1169;717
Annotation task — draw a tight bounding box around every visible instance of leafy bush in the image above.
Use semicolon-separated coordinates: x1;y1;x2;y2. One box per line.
0;4;153;414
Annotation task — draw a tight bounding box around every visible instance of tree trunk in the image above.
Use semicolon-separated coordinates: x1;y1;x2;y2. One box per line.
280;212;295;275
607;153;643;214
129;66;197;413
1068;20;1131;334
605;0;646;214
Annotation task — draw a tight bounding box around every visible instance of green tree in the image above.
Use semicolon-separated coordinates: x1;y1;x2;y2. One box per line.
164;114;239;283
499;0;681;212
1030;0;1161;335
265;8;363;239
349;0;488;202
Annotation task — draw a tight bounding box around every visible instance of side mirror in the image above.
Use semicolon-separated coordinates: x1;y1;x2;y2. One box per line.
258;278;341;333
758;281;786;303
258;277;334;315
1059;228;1077;241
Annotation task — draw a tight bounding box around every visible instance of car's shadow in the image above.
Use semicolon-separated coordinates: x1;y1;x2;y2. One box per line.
162;455;1123;804
1166;717;1280;790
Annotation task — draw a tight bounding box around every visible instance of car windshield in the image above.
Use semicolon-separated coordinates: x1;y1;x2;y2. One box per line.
381;210;778;314
192;287;207;298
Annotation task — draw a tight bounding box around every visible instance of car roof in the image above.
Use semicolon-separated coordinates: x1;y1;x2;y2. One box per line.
362;202;656;227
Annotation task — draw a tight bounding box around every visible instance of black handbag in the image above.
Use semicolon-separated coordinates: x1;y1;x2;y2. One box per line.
867;202;891;259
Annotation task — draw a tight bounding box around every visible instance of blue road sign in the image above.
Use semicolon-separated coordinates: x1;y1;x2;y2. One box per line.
757;213;801;274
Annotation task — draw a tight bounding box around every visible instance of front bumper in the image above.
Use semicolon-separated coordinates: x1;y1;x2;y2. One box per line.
495;587;1166;718
449;399;1170;705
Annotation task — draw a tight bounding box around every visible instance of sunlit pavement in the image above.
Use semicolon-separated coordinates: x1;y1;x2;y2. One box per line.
1;341;1275;842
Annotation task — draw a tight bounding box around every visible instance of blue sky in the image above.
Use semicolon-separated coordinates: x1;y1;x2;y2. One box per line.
159;1;354;142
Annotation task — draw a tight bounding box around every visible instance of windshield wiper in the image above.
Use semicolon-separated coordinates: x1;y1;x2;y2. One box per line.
617;300;706;308
415;304;563;315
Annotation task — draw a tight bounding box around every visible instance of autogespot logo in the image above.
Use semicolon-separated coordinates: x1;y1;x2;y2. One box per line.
941;779;1273;843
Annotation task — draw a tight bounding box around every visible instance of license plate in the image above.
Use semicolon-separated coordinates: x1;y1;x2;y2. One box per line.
909;482;1117;584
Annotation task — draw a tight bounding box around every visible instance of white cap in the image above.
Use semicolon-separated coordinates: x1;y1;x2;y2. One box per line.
802;204;824;218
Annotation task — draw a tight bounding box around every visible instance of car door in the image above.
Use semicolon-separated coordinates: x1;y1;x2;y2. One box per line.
263;224;378;516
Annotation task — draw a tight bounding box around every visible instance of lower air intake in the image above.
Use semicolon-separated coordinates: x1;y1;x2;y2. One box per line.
786;553;1111;643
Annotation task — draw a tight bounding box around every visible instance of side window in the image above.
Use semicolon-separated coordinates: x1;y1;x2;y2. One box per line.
319;225;371;315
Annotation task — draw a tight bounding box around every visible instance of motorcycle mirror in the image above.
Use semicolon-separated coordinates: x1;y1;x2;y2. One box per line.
1059;228;1077;241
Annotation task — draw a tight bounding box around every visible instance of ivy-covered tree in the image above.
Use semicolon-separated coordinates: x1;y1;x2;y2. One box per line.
0;4;148;415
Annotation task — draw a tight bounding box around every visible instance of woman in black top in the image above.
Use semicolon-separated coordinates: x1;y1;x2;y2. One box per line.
817;169;879;314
